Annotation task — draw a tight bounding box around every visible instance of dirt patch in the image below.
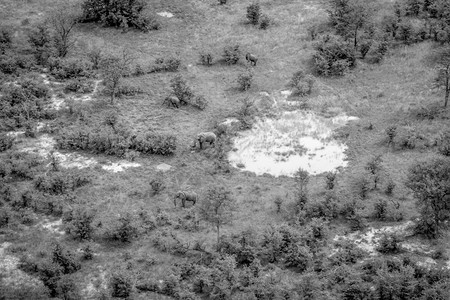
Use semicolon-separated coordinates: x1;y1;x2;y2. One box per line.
36;218;65;235
333;221;416;256
157;11;174;18
102;161;141;173
156;163;172;172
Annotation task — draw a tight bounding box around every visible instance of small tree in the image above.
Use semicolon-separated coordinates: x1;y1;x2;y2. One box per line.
435;49;450;107
295;168;309;192
406;158;450;238
327;0;372;50
246;3;261;25
365;155;383;189
237;69;254;91
101;49;134;104
199;186;235;249
46;1;81;57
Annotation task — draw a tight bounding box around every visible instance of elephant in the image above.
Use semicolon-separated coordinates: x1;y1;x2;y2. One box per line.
245;53;258;66
197;132;217;149
164;95;181;108
174;190;198;207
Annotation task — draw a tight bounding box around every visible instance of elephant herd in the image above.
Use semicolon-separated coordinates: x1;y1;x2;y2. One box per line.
165;52;259;209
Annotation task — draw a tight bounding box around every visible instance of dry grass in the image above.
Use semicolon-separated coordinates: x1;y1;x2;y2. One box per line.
2;0;450;297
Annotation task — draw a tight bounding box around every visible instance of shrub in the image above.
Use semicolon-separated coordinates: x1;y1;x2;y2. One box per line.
27;24;56;65
81;0;159;32
325;171;337;190
81;244;94;260
55;275;81;300
0;27;12;54
110;271;132;298
377;233;401;253
116;84;143;97
289;70;315;96
150;57;181;73
247;3;261;25
259;14;271;30
373;199;388;220
199;52;213;65
385;125;397;146
34;170;91;195
237;69;254;91
56;126;177;157
0;133;15;152
52;242;81;274
133;63;145;76
63;206;95;240
107;213;138;243
385;179;396;195
218;0;227;4
170;75;194;104
64;78;94;93
274;196;283;213
50;58;93;79
313;35;355;76
222;44;241;65
150;173;165;195
190;95;208;110
359;40;372;59
86;47;103;70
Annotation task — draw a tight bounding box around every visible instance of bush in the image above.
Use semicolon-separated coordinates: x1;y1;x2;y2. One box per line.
116;84;143;97
259;14;271;30
377;234;401;253
237;69;254;91
56;275;81;300
27;24;56;65
106;213;138;243
170;75;194;104
359;40;372;59
199;52;213;65
385;179;396;195
150;57;181;73
373;199;388;220
0;133;15;152
313;35;355;76
150;173;165;195
289;70;315;96
56;126;177;157
190;95;208;110
385;125;397;146
110;271;132;298
50;58;93;79
247;3;261;25
81;0;159;32
52;242;81;274
64;78;94;93
222;44;241;65
34;170;91;195
325;171;337;190
63;206;95;240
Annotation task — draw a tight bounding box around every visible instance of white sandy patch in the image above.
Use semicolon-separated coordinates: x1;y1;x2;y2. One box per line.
6;131;25;137
53;152;98;169
156;163;172;172
20;134;57;157
18;135;137;172
0;242;45;289
220;118;240;126
102;161;141;173
37;218;65;235
157;11;174;18
228;111;358;176
333;221;415;256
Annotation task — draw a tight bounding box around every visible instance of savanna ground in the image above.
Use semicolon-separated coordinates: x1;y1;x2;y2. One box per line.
1;0;450;299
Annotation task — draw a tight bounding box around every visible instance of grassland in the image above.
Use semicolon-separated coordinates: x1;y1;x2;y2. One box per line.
1;0;450;299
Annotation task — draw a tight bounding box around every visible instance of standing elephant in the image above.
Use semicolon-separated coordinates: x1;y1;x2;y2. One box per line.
197;132;217;149
174;191;198;207
164;95;181;108
245;53;258;66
